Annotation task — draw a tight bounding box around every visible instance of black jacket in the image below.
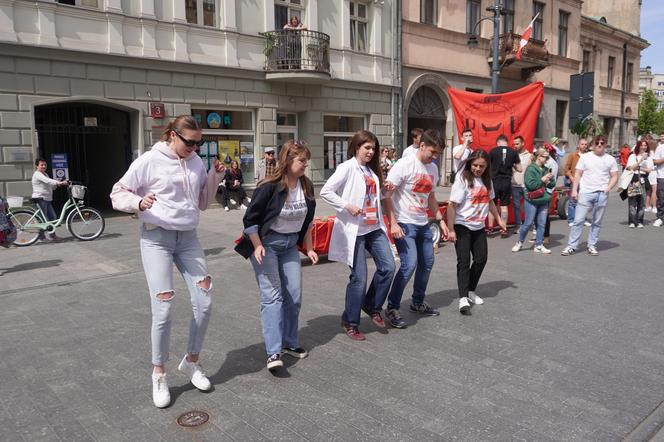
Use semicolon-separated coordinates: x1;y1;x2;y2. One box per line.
234;180;316;259
224;169;243;190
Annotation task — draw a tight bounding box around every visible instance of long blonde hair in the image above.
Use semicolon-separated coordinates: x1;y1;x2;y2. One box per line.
259;140;314;199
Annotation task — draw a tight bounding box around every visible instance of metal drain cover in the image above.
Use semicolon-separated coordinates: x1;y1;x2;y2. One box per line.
176;410;209;428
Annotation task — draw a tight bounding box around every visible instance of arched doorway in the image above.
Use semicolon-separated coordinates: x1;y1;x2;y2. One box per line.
407;86;446;145
34;102;132;210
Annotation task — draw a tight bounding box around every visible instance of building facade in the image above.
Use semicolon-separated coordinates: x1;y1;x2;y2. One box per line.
639;66;664;111
0;0;399;206
401;0;648;180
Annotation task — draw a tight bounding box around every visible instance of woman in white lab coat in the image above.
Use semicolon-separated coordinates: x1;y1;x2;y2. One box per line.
320;130;395;341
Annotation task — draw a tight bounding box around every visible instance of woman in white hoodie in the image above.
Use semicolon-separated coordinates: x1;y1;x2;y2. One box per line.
110;115;224;408
320;130;395;341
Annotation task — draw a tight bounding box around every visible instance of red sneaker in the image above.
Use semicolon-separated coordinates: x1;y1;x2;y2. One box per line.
342;323;366;341
370;312;386;328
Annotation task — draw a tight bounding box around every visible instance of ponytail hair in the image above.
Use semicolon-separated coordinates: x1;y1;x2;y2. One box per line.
161;115;201;142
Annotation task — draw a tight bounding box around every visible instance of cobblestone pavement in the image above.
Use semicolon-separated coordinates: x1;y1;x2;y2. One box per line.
1;190;663;441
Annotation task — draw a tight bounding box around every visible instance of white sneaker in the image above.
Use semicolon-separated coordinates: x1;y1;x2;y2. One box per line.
534;245;551;254
229;198;237;205
459;297;471;314
511;241;523;252
560;246;575;256
224;206;229;212
637;223;644;229
629;223;636;229
568;222;574;227
246;197;251;203
178;355;212;391
584;221;592;227
240;204;247;210
654;219;663;227
587;246;599;256
468;291;484;305
151;373;171;408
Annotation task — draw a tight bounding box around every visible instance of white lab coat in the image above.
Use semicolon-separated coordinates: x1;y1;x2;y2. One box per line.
320;157;389;267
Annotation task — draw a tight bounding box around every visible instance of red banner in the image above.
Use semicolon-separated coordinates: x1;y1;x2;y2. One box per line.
448;82;544;152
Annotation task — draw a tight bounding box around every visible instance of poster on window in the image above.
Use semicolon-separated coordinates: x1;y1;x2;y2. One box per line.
219;140;240;164
239;141;254;165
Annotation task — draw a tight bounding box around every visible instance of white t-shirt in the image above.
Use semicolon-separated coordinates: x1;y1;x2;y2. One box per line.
386;155;438;226
627;153;653;177
31;171;60;201
269;181;308;234
357;166;381;236
452;144;471;173
576;152;619;193
654;144;664;179
449;177;495;231
402;144;418;158
512;151;532;187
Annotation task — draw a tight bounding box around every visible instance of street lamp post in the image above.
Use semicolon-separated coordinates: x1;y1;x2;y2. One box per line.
468;1;505;94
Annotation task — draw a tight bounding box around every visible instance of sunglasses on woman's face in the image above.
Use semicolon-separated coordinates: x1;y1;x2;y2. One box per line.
175;131;205;147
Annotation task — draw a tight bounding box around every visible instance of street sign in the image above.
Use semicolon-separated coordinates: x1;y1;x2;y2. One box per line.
51;153;69;182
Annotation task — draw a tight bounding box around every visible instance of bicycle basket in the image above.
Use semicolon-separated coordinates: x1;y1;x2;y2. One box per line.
71;185;87;200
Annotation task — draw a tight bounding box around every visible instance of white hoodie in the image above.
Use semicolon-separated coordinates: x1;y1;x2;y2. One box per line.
110;141;223;231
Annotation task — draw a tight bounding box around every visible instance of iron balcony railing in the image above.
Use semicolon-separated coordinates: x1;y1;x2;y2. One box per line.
261;29;330;74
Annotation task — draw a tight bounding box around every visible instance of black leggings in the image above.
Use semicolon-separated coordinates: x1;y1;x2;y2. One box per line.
223;187;247;207
454;224;488;298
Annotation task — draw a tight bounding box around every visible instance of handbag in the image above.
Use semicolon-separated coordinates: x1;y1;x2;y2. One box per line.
526;186;545;200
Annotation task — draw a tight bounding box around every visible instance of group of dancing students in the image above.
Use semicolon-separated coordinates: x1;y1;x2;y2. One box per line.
111;116;504;408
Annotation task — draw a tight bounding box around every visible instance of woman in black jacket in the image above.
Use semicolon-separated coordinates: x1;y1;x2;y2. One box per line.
236;140;318;372
223;160;250;211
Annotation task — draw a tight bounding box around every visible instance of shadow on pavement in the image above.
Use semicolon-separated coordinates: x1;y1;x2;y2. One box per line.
29;232;123;246
0;259;63;275
169;314;341;404
204;247;225;257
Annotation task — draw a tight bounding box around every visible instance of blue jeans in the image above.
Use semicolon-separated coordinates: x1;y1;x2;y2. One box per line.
35;198;57;221
387;223;434;310
343;229;395;326
140;225;212;366
250;232;302;356
511;186;524;226
567;196;577;223
567;191;609;249
518;200;548;246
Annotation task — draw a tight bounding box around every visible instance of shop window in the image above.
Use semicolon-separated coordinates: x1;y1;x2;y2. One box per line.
185;0;217;27
323;115;365;178
192;109;256;181
277;113;298;156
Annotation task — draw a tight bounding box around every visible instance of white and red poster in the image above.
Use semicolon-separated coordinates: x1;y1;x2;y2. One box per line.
448;82;544;152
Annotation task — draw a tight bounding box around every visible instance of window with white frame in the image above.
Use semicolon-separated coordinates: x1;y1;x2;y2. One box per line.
56;0;99;7
420;0;437;25
275;0;305;29
350;1;368;52
323;115;365;178
185;0;217;27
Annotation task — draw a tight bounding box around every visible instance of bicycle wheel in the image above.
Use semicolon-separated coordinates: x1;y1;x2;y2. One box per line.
9;209;43;246
67;207;105;241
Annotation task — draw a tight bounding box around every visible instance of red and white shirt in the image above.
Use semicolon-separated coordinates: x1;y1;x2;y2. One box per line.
449;176;495;231
386;155;437;226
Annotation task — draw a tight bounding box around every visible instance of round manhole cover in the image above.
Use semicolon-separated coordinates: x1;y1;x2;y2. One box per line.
176;410;210;428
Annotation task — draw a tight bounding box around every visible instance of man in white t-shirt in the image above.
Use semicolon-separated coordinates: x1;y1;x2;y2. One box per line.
561;135;619;256
452;128;473;180
652;132;664;226
510;136;531;229
382;129;449;328
401;128;423;159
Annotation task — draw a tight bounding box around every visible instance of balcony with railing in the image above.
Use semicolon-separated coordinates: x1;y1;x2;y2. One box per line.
261;30;331;82
488;32;550;79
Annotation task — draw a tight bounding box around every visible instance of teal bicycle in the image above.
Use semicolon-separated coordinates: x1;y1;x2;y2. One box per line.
8;184;105;247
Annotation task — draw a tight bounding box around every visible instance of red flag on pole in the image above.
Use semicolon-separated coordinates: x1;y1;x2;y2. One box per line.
516;13;539;60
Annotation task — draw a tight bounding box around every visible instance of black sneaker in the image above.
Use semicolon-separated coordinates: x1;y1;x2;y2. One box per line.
385;308;408;329
282;347;308;359
409;302;440;316
266;353;283;371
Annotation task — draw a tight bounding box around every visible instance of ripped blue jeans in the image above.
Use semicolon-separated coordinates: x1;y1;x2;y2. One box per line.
140;224;212;366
